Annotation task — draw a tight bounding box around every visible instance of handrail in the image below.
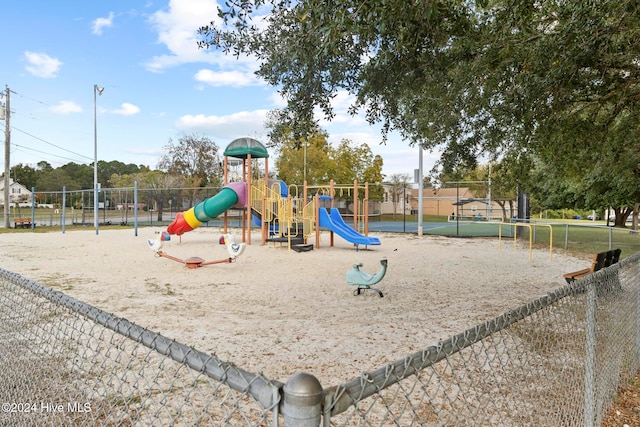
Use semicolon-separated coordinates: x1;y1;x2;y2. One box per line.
499;222;553;261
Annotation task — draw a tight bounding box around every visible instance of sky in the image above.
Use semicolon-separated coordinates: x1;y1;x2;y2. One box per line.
0;0;439;181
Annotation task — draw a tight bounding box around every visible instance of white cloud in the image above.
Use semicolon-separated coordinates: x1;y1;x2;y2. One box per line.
269;91;287;108
194;69;261;87
326;129;433;178
176;109;269;140
23;51;62;78
112;103;141;115
49;101;82;114
92;12;115;35
145;0;219;71
145;0;259;74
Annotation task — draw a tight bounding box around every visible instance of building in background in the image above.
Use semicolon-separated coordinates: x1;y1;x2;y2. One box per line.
0;177;32;206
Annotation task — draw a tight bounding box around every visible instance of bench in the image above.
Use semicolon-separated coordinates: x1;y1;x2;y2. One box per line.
563;248;622;284
13;217;33;229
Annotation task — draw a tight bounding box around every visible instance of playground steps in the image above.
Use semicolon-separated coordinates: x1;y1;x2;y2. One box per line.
291;244;314;253
266;236;305;245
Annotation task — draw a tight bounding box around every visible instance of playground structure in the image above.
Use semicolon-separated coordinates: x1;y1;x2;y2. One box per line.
164;137;381;251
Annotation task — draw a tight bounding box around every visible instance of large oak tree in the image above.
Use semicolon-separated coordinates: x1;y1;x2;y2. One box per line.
199;0;640;218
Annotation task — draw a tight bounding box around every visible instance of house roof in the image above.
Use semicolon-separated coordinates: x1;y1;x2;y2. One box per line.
0;177;31;192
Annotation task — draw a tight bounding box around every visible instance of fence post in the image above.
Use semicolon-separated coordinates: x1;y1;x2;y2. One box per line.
62;186;66;234
134;181;138;236
637;260;640;369
282;372;323;427
31;187;35;229
584;280;597;427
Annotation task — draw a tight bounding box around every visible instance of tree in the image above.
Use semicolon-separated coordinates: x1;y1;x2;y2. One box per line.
35;169;80;192
36;161;53;174
534;115;640;227
362;153;385;202
135;171;187;222
386;174;411;219
99;161;143;187
32;169;80;205
199;1;640;199
60;162;93;190
329;139;385;202
9;163;37;189
443;162;519;222
274;131;333;185
198;0;475;150
157;134;222;187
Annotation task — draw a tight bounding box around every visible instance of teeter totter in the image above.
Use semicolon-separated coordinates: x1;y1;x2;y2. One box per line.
346;259;388;297
148;232;246;269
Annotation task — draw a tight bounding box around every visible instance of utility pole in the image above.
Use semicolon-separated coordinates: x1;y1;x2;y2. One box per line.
2;86;9;229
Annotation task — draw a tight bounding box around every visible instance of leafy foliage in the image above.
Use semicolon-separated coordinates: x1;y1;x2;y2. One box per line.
199;0;640;212
274;134;384;199
157;134;223;187
273;132;333;184
9;163;38;190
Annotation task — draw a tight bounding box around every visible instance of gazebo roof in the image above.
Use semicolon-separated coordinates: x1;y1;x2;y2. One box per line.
452;198;490;206
223;137;269;159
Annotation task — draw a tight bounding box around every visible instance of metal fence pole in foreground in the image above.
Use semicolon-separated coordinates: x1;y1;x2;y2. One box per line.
282;372;322;426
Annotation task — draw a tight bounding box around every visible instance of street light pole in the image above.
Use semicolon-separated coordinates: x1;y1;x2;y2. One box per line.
93;84;104;235
417;146;423;236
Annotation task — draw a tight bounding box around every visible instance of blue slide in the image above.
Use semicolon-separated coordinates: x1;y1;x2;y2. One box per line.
318;207;381;248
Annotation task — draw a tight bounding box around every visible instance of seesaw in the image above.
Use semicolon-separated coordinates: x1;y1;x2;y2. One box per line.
148;232;246;269
346;258;388;297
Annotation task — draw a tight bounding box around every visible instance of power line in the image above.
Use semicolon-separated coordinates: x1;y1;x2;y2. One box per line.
9;88;47;106
11;126;92;161
11;143;90;165
6;87;93;163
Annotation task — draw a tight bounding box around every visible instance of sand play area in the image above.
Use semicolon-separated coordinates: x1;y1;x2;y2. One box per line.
0;227;587;386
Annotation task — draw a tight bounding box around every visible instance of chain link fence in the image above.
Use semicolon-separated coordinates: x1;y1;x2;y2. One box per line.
8;186;640;255
6;187;231;229
1;251;639;426
0;270;280;426
325;255;638;426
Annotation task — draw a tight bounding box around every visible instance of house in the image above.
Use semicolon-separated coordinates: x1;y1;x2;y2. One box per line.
377;184;476;217
376;183;512;219
0;177;32;205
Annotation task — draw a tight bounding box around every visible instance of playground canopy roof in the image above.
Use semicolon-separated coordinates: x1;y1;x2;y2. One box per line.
224;137;269;159
452;198;490;206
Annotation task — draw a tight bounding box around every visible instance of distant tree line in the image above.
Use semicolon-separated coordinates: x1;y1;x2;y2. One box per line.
9;132;387;218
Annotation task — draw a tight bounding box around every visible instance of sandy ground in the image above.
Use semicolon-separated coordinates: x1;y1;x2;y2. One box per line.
0;226;587;386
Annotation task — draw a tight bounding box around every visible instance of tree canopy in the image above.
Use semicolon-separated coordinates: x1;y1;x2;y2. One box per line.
197;0;640;225
274;133;384;198
157;134;223;187
274;131;333;184
199;0;640;182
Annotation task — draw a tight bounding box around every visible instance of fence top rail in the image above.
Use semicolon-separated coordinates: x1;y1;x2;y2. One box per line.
33;186;226;193
519;219;640;233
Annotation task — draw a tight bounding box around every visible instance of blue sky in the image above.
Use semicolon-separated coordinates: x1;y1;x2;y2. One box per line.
0;0;437;180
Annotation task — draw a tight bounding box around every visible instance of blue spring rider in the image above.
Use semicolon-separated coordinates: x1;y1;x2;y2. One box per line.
346;259;388;297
